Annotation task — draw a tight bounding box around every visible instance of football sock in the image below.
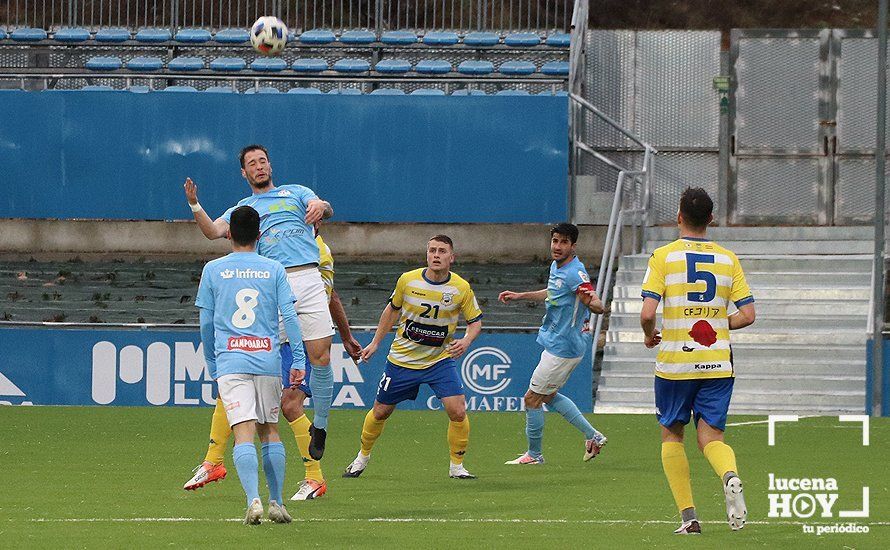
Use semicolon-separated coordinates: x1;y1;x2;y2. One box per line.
233;443;260;505
261;442;286;504
447;417;470;464
360;409;386;456
548;393;600;440
662;442;695;512
526;406;545;457
308;363;333;429
290;414;324;482
204;397;232;465
703;440;738;481
681;507;698;522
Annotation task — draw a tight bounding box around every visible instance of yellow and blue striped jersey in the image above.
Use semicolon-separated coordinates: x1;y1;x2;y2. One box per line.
387;268;483;370
316;235;334;301
641;237;753;380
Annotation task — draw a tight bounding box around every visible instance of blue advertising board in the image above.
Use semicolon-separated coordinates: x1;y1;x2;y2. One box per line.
0;327;592;412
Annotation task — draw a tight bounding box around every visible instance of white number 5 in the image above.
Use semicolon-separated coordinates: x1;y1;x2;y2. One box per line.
232;288;260;329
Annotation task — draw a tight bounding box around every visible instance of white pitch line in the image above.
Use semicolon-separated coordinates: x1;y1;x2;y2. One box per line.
22;517;890;526
726;415;818;427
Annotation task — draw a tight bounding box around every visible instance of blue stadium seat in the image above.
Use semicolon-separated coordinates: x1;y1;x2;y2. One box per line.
53;27;90;43
299;29;336;44
498;60;536;75
127;56;164;71
505;33;541;47
457;60;494;75
452;89;487;96
163;85;198;92
167;56;205;71
210;57;247;72
463;32;499;46
414;60;452;74
127;85;152;93
374;59;411;74
545;33;571;47
214;28;249;43
380;30;417;45
292;58;328;72
0;30;6;40
80;85;116;91
410;88;446;96
327;88;362;95
541;61;569;76
495;89;530;95
245;87;281;94
95;27;130;42
333;58;371;73
205;86;236;93
135;28;171;43
340;30;376;44
11;28;48;41
251;57;288;71
423;31;459;46
85;56;123;71
175;28;212;43
370;88;405;95
287;87;323;94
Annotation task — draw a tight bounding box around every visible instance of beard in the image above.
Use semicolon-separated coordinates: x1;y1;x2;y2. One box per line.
251;176;272;189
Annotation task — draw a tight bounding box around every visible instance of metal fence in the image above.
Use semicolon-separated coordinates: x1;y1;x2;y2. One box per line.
1;0;572;33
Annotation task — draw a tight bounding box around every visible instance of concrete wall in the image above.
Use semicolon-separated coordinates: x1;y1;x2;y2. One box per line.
0;219;640;264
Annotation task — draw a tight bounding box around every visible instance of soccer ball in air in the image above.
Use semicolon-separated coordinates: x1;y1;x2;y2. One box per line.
250;16;288;56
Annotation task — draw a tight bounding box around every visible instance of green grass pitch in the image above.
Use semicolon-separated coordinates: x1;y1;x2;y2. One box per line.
0;407;887;548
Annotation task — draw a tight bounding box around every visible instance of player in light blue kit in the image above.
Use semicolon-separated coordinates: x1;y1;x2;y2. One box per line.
185;144;336;480
499;223;608;465
197;205;306;525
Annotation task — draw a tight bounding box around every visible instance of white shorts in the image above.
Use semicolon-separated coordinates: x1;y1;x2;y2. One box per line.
280;267;335;342
217;373;282;426
528;350;583;395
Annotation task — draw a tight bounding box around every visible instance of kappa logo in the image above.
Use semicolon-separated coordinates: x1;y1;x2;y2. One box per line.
461;347;511;395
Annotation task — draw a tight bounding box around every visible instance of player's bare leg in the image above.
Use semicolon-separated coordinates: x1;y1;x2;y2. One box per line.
344;401;394;478
443;395;475;479
305;336;333;460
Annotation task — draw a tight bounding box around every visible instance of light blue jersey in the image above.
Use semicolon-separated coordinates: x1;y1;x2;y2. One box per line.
536;256;593;359
222;185;320;268
196;251;305;379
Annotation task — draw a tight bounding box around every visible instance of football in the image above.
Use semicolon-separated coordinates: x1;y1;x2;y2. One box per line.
250;16;288;56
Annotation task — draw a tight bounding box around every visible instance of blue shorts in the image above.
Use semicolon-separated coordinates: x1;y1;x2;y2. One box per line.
376;358;464;405
654;376;735;431
280;342;312;396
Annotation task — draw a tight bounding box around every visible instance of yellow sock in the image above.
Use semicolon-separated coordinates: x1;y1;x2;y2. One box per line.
447;417;470;464
360;410;387;456
289;414;324;482
703;440;738;479
203;397;232;465
661;442;695;512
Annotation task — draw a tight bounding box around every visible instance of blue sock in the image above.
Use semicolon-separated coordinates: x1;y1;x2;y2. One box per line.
548;393;600;440
261;441;286;504
308;364;333;429
233;443;260;505
526;406;545;457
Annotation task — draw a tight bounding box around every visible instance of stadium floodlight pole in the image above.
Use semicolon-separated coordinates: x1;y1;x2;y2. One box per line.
873;0;888;416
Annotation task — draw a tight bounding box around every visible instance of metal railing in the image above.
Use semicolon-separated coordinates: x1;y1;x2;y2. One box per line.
1;0;572;34
568;90;657;346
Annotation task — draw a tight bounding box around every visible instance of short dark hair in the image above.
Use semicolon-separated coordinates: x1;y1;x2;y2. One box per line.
550;223;579;244
239;144;269;168
428;234;454;249
229;206;260;246
679;187;713;229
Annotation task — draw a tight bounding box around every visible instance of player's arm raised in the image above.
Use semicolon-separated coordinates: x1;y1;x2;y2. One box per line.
184;177;229;240
330;288;362;362
361;303;401;362
498;288;547;303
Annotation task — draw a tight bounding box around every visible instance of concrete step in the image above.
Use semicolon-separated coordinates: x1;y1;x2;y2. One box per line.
601;357;865;376
605;313;867;331
646;240;872;255
615;270;871;287
597;372;865;392
603;341;864;361
606;329;867;346
610;285;871;301
645;226;874;242
609;298;868;317
620;254;874;272
595;387;865;409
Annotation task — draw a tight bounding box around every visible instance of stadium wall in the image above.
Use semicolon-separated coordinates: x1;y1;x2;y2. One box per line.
0;90;568;223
